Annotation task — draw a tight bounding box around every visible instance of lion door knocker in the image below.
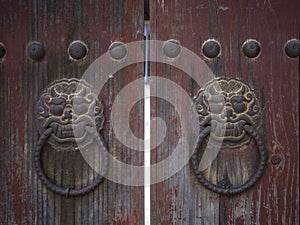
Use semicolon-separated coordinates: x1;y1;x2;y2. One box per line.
34;78;108;196
191;78;266;195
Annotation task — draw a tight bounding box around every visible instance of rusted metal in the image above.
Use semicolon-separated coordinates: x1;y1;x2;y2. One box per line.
68;41;88;61
194;78;262;148
242;39;261;58
202;39;221;58
270;154;282;165
35;78;105;151
0;1;144;224
192;78;266;195
162;39;181;58
284;39;300;58
26;41;46;60
34;78;107;196
34;126;108;196
109;41;127;60
191;125;266;195
150;0;299;224
0;42;6;60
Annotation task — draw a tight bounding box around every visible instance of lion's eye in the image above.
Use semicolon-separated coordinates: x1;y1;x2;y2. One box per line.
210;103;224;114
51;97;66;105
210;94;225;103
72;97;88;104
231;102;246;113
231;96;246;103
230;96;247;113
73;105;88;114
50;105;64;116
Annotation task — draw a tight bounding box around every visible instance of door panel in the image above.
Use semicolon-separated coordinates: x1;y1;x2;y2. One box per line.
150;0;299;224
0;1;144;225
0;1;299;225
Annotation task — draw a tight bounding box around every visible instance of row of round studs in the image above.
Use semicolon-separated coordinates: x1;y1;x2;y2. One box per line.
162;38;300;59
0;38;299;63
0;40;126;62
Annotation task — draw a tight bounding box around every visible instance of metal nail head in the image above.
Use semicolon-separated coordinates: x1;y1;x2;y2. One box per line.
163;39;181;58
242;39;261;58
285;39;300;58
27;41;46;61
202;39;221;58
109;41;127;60
68;41;88;61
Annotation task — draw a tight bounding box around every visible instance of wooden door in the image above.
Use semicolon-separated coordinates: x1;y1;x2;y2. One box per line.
1;1;299;225
150;0;299;225
0;1;144;224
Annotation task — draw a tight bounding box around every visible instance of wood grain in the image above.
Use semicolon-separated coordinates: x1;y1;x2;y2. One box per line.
150;0;299;224
0;1;144;224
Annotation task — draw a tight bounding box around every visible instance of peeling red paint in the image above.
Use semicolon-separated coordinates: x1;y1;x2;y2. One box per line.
0;1;144;224
150;0;299;224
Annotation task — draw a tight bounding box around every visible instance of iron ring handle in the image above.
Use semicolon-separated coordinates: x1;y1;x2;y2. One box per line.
34;127;108;197
191;125;267;195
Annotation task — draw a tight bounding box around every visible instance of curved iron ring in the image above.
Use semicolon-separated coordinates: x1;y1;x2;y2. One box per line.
191;125;267;195
35;127;108;197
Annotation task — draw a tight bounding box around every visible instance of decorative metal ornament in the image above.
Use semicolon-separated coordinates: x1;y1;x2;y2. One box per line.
35;78;104;151
194;78;262;148
191;78;266;195
34;78;107;196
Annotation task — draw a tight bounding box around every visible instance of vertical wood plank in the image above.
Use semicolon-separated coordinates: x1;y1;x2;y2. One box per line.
150;1;220;224
150;0;299;224
0;1;144;225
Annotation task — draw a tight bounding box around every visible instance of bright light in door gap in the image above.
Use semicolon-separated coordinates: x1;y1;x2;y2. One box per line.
144;21;151;225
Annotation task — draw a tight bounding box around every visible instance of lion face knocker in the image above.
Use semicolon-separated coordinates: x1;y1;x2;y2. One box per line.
34;78;107;196
35;78;104;151
192;78;266;195
194;78;262;148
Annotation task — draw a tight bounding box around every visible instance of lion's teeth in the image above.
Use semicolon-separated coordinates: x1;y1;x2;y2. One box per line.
52;124;58;134
58;125;62;137
50;122;88;139
226;128;230;136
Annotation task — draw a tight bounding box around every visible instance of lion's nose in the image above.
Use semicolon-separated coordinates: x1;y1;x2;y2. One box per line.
62;109;73;120
221;108;233;119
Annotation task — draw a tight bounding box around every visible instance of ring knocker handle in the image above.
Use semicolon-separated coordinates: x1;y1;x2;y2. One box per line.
35;127;108;197
191;125;267;195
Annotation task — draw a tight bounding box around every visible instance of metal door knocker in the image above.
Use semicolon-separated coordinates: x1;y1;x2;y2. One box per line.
34;78;108;196
191;78;267;195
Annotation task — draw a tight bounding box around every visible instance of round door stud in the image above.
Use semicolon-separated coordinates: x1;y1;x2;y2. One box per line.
284;39;300;58
0;42;7;60
202;39;221;59
163;39;181;58
68;41;88;61
26;41;46;61
242;39;261;58
109;41;127;60
270;154;282;165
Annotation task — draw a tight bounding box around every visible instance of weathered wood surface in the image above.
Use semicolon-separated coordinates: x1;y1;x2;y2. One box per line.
150;0;299;224
0;1;144;225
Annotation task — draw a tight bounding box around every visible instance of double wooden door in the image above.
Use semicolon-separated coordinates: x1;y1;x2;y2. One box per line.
0;1;298;224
